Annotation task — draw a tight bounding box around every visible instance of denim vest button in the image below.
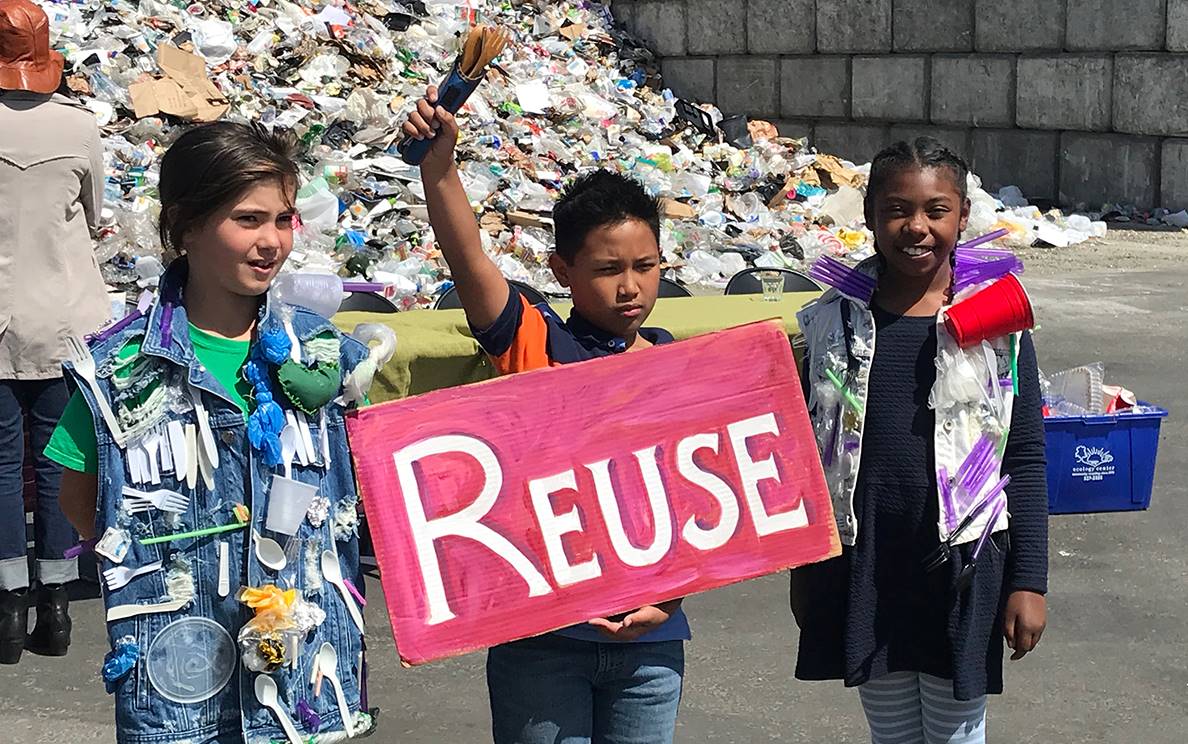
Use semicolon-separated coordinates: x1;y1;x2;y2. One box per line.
221;431;235;445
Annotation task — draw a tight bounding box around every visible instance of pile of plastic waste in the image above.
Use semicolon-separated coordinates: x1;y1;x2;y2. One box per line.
42;0;1105;307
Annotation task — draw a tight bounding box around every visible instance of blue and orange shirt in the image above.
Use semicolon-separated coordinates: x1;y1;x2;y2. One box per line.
471;283;691;644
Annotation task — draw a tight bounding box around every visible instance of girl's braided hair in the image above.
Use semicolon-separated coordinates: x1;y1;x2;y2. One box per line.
865;137;970;304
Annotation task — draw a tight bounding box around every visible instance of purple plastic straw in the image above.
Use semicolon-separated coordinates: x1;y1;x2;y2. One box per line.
343;578;367;607
955;258;1021;292
64;537;97;559
88;292;154;344
953;436;998;513
954;227;1009;252
814;256;876;287
809;272;874;302
938;466;957;531
811;266;876;291
954;435;992;485
809;260;876;300
971;497;1008;560
957;247;1014;262
342;281;385;293
809;266;874;291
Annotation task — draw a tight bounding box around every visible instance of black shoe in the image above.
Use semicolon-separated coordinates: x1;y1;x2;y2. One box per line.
25;582;70;657
0;588;28;665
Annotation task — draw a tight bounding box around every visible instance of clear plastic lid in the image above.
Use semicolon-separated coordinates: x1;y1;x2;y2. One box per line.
146;617;237;704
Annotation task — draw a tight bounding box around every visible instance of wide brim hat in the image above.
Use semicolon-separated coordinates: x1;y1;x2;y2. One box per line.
0;0;65;94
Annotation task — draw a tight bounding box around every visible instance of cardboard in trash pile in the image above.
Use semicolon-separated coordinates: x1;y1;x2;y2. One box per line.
127;45;228;122
346;322;840;665
659;198;696;219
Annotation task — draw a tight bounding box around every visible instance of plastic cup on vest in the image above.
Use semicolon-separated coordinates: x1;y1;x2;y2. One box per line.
265;476;320;535
943;274;1034;348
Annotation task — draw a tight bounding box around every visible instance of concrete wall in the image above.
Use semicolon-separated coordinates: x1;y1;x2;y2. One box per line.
612;0;1188;209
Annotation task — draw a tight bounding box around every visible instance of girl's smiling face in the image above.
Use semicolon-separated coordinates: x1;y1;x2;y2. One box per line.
867;165;970;281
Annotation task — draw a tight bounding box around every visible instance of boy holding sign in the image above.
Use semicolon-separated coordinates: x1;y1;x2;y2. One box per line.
403;87;686;743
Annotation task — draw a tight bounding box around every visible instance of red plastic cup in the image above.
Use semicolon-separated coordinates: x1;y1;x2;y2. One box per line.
944;274;1035;348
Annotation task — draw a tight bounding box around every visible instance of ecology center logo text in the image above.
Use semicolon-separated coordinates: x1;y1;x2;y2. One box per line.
1073;445;1115;482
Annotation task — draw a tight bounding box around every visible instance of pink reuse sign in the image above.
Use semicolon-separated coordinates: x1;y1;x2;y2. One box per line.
347;321;839;665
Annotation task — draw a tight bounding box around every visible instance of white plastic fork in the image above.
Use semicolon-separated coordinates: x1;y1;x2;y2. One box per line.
122;486;189;513
102;560;163;591
64;336;127;447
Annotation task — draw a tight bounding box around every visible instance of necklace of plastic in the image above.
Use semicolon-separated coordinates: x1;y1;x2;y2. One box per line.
244;323;291;467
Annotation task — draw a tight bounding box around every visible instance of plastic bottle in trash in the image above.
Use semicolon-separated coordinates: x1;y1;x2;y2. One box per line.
88;70;127;106
316;155;356;191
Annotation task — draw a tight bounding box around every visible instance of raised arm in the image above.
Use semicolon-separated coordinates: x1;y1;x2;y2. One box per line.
402;86;509;329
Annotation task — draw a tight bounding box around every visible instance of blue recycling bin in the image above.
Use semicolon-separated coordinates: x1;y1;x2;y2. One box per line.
1043;404;1169;514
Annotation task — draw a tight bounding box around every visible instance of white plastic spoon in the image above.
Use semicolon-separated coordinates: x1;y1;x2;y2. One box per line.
316;642;355;737
254;674;303;744
253;530;286;572
279;423;298;480
321;549;364;633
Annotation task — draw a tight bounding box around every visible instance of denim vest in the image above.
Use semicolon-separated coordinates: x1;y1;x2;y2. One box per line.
797;258;1018;548
65;263;371;744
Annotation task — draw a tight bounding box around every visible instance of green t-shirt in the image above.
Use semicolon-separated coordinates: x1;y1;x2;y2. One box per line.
45;324;252;475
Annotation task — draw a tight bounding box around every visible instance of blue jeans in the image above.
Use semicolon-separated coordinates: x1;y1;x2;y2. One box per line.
486;634;684;744
0;378;76;590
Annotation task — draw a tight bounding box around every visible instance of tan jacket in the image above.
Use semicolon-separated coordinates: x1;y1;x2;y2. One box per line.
0;91;110;379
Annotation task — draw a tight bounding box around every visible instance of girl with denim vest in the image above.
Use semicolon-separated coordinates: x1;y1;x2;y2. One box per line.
46;123;387;743
792;138;1048;744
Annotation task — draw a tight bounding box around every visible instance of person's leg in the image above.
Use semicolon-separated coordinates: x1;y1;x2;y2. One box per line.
918;673;987;744
0;380;29;590
27;378;76;580
591;640;684;744
0;380;29;664
24;378;74;656
858;671;926;744
487;635;596;744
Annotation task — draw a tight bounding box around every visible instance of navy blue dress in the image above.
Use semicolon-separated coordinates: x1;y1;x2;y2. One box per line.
792;306;1048;700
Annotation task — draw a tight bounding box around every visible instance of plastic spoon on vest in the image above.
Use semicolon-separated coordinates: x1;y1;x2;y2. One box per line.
316;642;355;737
254;675;303;744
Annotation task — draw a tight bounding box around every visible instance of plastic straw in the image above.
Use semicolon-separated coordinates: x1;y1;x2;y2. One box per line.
140;508;250;545
954;227;1010;252
64;537;98;559
938;466;957;531
1010;334;1019;395
971;496;1008;559
343;578;367;607
825;368;864;414
808;267;875;302
809;266;875;291
813;256;876;288
342;281;385;293
809;272;874;300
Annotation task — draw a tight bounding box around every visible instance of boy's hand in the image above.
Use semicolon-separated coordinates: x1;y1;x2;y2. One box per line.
588;599;682;642
402;85;458;177
1004;590;1046;660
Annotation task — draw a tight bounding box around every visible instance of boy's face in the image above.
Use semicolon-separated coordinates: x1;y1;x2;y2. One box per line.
549;218;661;339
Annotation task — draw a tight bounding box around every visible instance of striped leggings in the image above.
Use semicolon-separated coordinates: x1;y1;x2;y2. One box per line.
858;672;987;744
